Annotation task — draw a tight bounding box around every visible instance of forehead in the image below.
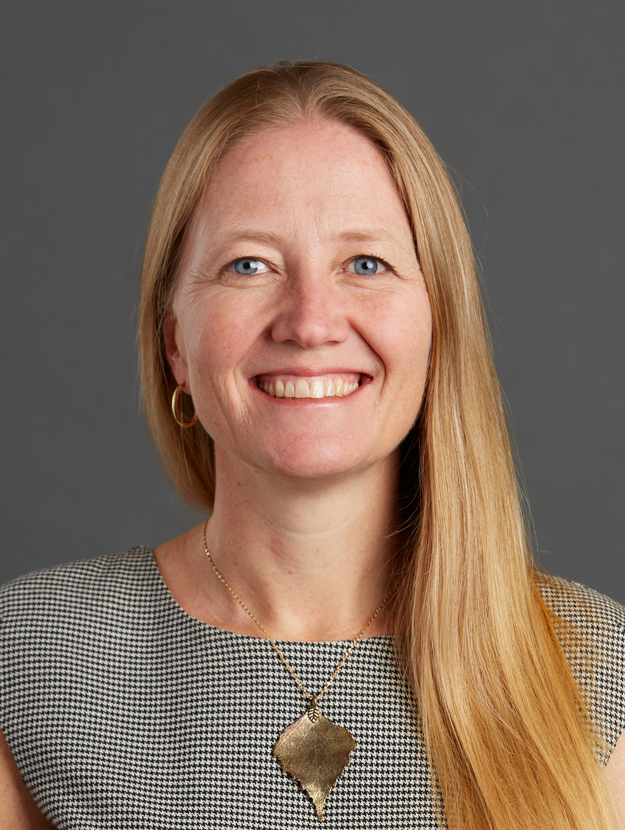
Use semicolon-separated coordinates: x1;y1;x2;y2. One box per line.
193;118;413;244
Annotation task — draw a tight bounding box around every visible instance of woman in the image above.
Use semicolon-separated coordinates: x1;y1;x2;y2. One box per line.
1;61;623;829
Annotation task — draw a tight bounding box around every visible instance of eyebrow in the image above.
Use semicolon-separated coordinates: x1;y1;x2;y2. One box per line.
216;227;406;248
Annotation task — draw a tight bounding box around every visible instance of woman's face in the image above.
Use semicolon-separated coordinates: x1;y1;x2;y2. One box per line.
165;118;432;481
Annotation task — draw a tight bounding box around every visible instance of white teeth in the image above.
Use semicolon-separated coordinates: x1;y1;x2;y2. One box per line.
259;376;361;398
295;378;309;398
310;379;324;398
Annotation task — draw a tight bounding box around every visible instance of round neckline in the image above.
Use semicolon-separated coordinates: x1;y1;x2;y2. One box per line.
143;546;394;647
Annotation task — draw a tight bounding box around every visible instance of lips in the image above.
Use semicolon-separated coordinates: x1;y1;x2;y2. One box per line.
255;372;365;399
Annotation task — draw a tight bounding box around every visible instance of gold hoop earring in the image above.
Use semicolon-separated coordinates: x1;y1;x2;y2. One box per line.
171;384;199;428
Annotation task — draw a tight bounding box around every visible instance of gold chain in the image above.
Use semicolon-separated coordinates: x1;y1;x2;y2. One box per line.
202;518;388;704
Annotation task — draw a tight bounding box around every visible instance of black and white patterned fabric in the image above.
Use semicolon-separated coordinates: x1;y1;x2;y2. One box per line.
1;549;624;829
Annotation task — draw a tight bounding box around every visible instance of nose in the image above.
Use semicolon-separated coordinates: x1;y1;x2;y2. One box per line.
270;274;350;349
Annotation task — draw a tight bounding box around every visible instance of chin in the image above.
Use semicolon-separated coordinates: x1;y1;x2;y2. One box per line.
255;439;375;481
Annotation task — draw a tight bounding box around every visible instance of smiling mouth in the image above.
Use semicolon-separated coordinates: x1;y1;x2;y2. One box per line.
255;373;364;399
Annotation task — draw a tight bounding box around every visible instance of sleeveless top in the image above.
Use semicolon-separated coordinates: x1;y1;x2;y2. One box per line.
1;548;624;830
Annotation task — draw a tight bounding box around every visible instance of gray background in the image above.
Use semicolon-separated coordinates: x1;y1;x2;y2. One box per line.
1;0;623;601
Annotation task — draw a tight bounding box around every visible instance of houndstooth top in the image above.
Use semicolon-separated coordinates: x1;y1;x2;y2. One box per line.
1;548;624;830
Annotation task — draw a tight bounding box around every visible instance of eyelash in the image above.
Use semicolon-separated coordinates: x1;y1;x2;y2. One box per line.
223;254;394;274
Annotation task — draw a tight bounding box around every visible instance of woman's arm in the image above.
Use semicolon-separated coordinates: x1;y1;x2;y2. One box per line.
606;727;625;829
0;730;55;829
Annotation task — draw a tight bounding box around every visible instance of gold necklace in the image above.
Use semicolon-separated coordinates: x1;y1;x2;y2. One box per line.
202;518;388;821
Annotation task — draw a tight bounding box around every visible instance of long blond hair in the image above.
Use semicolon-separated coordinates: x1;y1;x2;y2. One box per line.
138;61;615;829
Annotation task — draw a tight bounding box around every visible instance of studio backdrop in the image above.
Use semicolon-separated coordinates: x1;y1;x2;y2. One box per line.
1;0;623;601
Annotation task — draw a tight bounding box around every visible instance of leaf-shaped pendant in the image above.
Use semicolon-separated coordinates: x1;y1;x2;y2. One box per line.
273;702;356;821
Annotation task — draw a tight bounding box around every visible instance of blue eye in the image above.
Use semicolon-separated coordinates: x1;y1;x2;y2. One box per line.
233;258;265;275
352;256;381;275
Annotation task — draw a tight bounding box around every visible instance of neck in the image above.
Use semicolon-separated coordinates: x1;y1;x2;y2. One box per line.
203;446;400;641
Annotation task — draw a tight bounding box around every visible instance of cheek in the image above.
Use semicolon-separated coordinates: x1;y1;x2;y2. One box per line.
361;290;432;375
184;295;260;376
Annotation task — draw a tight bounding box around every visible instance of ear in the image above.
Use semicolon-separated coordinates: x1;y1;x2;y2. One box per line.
163;311;188;387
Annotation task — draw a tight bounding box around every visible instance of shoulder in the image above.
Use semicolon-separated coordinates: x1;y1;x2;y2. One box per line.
537;572;625;636
0;548;189;826
0;547;178;742
0;547;161;640
537;573;625;681
1;547;155;596
537;572;625;761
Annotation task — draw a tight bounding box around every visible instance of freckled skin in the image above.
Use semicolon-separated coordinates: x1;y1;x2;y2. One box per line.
165;118;432;483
